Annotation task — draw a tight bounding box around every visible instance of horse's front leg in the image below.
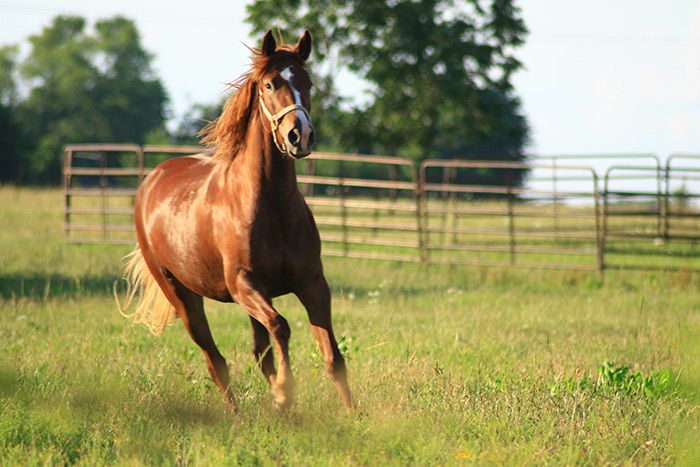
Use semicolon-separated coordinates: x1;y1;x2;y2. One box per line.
230;271;295;410
297;273;353;411
249;315;277;384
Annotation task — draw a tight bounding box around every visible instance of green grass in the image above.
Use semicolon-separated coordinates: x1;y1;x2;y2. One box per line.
1;187;700;465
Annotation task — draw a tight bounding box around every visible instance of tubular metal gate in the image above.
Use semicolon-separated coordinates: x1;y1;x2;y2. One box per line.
63;145;211;243
419;160;601;269
63;145;700;272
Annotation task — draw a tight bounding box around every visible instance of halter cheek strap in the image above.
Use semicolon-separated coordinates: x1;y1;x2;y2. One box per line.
259;90;312;155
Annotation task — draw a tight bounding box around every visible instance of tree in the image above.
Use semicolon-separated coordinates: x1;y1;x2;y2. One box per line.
246;0;530;186
17;16;98;182
0;45;25;183
92;16;168;144
0;45;19;107
172;101;224;145
14;15;168;183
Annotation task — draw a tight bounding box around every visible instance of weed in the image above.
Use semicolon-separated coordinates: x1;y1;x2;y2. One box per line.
551;361;678;400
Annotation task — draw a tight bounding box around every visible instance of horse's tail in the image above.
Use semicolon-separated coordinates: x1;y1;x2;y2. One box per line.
114;245;176;336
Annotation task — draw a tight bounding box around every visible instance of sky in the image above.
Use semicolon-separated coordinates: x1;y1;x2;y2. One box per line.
1;0;700;175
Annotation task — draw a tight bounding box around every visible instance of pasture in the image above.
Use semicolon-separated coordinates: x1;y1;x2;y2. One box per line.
1;186;700;465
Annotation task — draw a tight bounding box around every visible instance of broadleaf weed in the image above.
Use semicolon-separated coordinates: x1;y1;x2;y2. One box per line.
550;361;678;400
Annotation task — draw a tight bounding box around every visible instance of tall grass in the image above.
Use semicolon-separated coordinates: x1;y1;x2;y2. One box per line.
1;187;699;465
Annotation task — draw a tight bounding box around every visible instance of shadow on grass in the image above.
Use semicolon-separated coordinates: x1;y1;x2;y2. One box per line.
0;273;122;299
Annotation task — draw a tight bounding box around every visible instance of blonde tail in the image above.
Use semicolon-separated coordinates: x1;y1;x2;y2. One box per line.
114;245;176;336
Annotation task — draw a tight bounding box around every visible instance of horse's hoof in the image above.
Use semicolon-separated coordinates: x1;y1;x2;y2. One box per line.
272;394;293;411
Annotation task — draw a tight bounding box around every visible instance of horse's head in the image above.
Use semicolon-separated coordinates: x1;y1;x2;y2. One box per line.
258;30;315;159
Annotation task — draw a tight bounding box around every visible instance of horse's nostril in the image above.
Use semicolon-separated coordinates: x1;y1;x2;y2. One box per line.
288;128;300;146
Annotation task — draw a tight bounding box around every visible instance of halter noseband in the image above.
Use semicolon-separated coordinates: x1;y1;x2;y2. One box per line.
258;90;312;155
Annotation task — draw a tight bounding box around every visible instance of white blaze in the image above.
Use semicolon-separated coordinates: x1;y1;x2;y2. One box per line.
280;66;311;129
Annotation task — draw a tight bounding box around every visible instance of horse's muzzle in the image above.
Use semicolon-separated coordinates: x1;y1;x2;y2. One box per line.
285;121;314;159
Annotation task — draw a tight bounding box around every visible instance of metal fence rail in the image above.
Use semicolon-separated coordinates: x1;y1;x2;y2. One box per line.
298;153;422;262
62;145;700;272
62;145;209;243
420;160;602;269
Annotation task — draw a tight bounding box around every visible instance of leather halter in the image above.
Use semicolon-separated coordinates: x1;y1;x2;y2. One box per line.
258;90;312;155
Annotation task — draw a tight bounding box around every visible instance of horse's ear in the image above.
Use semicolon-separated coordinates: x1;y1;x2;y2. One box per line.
261;30;276;57
296;30;312;61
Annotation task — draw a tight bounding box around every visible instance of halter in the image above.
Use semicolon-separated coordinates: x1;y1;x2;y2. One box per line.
258;90;312;155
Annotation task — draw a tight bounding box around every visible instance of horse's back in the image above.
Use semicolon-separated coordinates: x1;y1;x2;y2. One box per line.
144;153;213;185
137;154;214;206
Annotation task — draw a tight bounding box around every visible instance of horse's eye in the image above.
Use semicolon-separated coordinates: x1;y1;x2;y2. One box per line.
265;82;272;91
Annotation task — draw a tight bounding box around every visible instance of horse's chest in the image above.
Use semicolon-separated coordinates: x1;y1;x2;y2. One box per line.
249;216;298;265
247;213;316;288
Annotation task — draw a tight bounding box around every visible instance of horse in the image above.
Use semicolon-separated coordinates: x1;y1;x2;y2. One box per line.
119;30;352;412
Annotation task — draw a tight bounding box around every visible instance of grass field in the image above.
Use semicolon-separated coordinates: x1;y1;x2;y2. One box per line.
2;186;700;466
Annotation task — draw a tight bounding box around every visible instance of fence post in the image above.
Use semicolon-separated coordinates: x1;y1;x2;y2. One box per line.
593;172;604;272
302;158;316;197
506;169;516;266
552;157;560;242
99;151;108;242
663;160;670;241
338;160;348;257
63;147;73;243
601;170;611;272
417;162;427;264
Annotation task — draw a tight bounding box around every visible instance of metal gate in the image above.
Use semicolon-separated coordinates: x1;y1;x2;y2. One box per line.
63;145;700;272
62;145;210;243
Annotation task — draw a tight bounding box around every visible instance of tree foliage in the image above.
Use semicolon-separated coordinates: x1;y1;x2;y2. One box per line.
1;15;168;184
0;45;23;182
172;102;223;146
246;0;530;185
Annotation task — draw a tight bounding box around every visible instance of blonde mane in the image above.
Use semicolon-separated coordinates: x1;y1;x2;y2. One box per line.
199;44;308;161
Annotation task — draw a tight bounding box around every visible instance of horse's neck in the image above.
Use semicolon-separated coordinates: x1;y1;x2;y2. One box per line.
229;113;300;202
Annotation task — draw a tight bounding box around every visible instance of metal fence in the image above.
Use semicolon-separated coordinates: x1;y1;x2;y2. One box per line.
63;145;700;271
63;145;211;243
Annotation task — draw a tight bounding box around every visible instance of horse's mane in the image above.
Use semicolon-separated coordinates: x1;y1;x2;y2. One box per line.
199;44;308;161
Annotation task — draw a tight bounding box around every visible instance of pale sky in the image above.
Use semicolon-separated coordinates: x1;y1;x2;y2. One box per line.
2;0;700;172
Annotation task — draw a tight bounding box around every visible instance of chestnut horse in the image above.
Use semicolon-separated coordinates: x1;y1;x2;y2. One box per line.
119;30;352;411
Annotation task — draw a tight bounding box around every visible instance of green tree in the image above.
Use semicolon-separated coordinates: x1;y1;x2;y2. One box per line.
17;16;98;182
15;15;168;184
173;101;224;145
0;45;19;107
92;16;168;144
0;45;25;183
246;0;530;184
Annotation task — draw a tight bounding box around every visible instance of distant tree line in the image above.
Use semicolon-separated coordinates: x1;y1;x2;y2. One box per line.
1;1;529;186
0;16;169;184
246;0;531;187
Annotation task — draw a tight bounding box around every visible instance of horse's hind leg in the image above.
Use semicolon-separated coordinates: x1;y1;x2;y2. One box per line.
169;277;235;412
297;274;353;411
132;247;235;411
